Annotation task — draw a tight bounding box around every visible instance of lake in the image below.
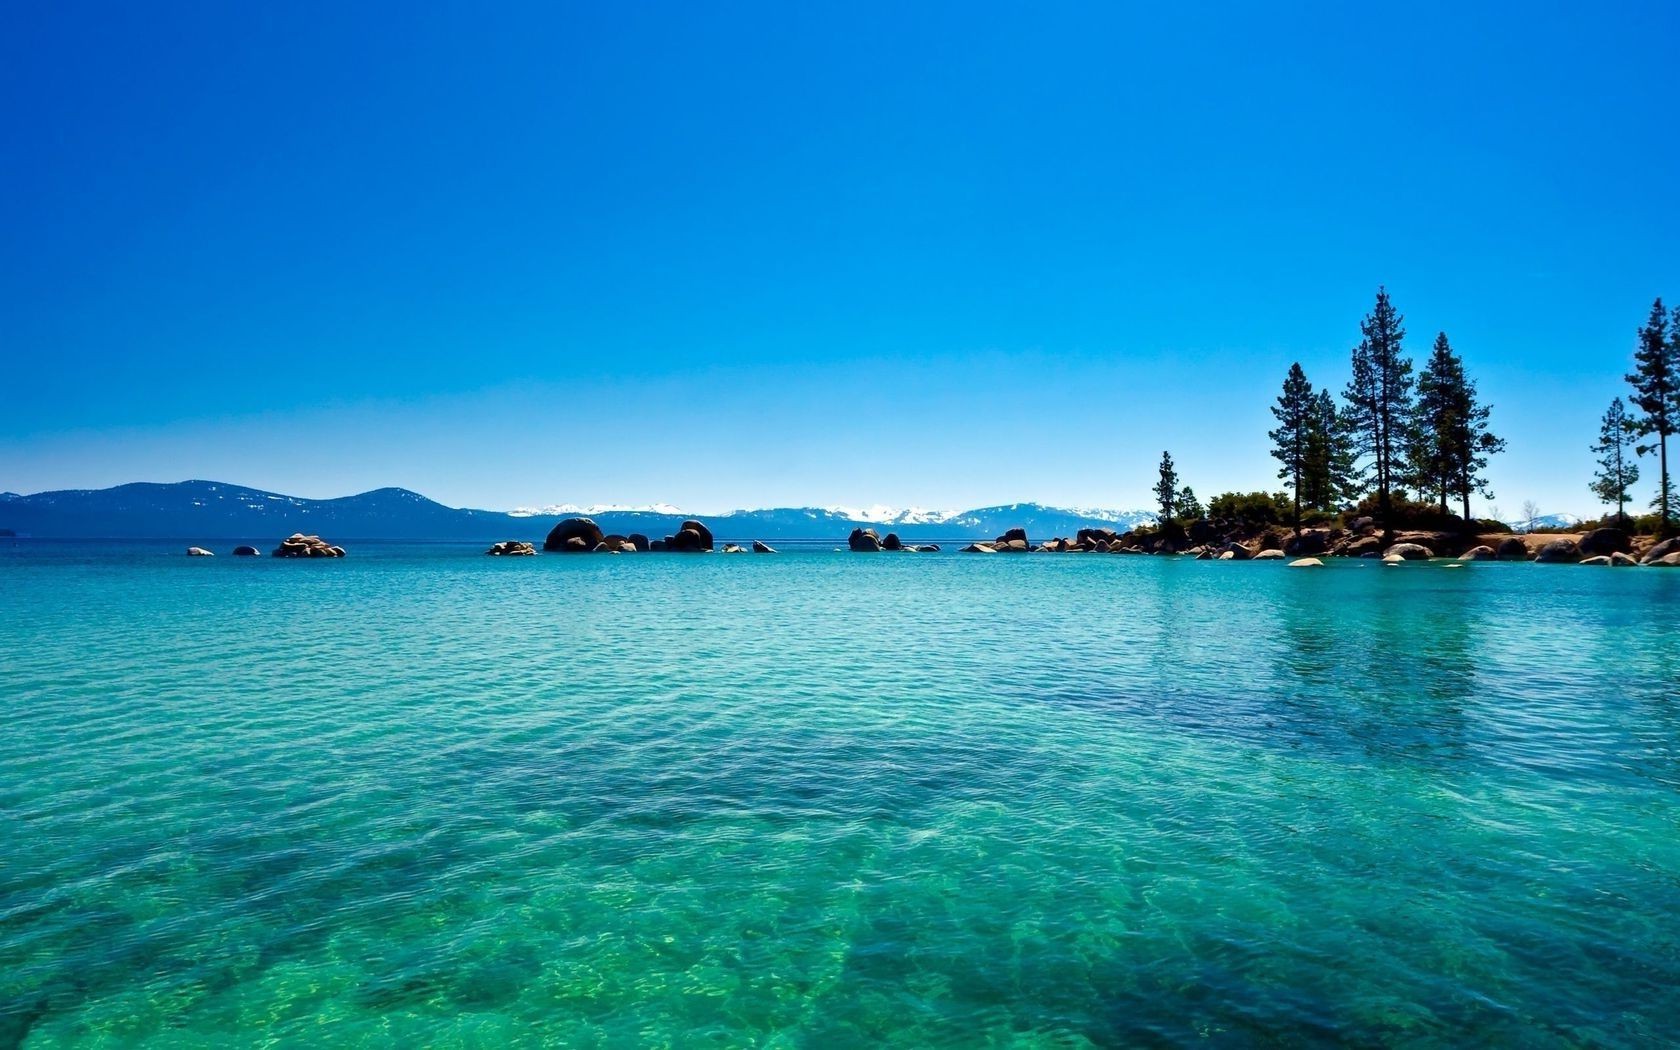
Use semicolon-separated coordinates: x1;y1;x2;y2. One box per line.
3;541;1678;1046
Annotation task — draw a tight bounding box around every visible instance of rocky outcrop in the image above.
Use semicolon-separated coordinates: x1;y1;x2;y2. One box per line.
486;540;536;556
1384;543;1432;561
722;544;746;553
1461;545;1497;560
1535;539;1581;564
1338;536;1383;558
544;517;605;552
882;532;903;551
1577;528;1632;557
1496;537;1530;561
1641;538;1680;564
662;520;714;552
273;533;346;558
1285;529;1331;556
752;540;776;553
186;546;214;556
232;545;259;556
849;528;883;552
1650;552;1680;567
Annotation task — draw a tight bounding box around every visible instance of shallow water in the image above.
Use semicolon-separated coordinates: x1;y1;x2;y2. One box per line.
3;541;1679;1046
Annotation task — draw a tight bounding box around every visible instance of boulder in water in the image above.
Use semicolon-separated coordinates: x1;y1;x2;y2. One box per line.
1460;545;1496;560
848;528;883;552
882;532;903;551
273;533;346;558
1288;557;1324;568
1577;528;1632;556
1253;549;1286;560
186;546;214;557
752;540;776;553
1535;539;1581;564
1496;537;1530;561
486;540;537;556
1384;543;1432;561
543;517;604;552
232;545;259;557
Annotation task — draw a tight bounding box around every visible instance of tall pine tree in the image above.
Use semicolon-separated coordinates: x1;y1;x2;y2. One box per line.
1343;287;1414;535
1301;391;1356;514
1269;363;1314;531
1590;397;1640;522
1409;333;1463;513
1154;451;1179;527
1626;298;1677;535
1409;332;1505;522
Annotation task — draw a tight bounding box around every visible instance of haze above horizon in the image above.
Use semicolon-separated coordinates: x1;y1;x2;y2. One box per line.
4;3;1677;518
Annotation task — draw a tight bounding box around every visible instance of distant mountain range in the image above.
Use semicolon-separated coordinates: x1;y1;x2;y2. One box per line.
1503;513;1583;532
0;481;1156;542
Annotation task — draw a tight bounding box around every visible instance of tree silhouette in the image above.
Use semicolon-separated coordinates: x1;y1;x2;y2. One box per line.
1343;287;1414;537
1154;451;1179;526
1269;363;1314;531
1626;299;1678;535
1590;397;1640;522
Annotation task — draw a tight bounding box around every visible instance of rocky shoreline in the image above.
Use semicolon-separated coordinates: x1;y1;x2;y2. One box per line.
177;518;1680;567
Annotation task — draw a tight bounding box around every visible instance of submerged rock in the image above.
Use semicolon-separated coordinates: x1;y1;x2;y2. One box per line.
1253;549;1286;560
752;540;776;553
485;540;537;556
1610;552;1640;567
1579;555;1612;566
961;543;997;553
1288;557;1324;568
722;544;747;553
232;545;260;557
186;546;214;557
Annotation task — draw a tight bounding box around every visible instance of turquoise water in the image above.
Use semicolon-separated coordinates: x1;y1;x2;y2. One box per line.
3;542;1679;1047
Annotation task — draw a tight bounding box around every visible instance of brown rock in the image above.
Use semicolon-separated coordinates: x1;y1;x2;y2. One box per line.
543;517;605;552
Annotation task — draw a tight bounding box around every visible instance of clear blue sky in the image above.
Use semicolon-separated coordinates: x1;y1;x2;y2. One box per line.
3;2;1677;515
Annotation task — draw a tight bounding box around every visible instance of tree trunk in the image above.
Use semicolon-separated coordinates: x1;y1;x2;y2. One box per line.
1663;432;1673;537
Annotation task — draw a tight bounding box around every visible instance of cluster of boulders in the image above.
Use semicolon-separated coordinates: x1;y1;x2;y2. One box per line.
847;528;939;552
485;540;537;556
540;516;782;553
947;519;1680;567
273;534;346;558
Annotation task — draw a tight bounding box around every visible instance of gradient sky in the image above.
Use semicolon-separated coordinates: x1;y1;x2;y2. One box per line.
4;3;1678;515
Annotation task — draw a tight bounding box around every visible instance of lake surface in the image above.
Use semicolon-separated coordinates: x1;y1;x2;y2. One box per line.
3;541;1679;1046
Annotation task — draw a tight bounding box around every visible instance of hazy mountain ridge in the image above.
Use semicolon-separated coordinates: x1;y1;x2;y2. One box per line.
0;481;1155;542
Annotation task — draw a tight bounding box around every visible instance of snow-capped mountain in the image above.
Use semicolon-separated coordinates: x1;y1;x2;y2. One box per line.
1504;513;1583;532
0;481;1156;542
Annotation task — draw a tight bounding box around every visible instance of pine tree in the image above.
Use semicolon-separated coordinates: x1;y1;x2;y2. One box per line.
1342;287;1414;536
1590;397;1640;522
1409;333;1462;513
1626;298;1677;535
1301;391;1356;514
1408;332;1506;522
1269;362;1314;531
1177;485;1204;520
1154;451;1178;526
